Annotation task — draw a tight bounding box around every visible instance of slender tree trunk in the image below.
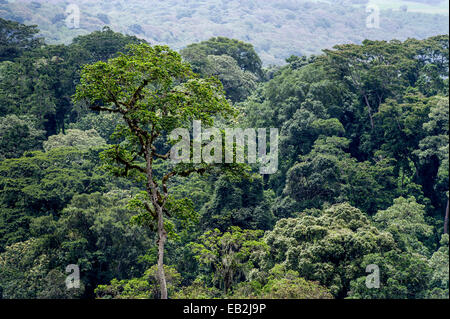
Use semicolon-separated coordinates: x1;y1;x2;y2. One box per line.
145;146;168;299
444;198;449;235
156;206;168;299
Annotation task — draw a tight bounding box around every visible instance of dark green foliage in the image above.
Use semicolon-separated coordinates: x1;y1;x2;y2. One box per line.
201;175;274;231
0;192;153;298
181;38;261;103
0;23;144;136
70;26;144;63
283;137;397;215
348;250;431;299
181;37;263;77
0;115;45;159
0;18;43;61
0;147;107;250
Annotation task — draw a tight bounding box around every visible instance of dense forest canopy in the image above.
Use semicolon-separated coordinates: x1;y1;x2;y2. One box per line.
0;0;448;64
0;15;448;299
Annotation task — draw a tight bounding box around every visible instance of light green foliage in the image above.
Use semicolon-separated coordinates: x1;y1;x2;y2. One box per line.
43;129;107;152
203;55;258;103
95;265;181;299
232;264;333;299
426;234;449;298
0;239;55;299
348;197;440;299
348;250;431;299
0;238;84;299
191;227;268;294
181;38;261;102
73;41;238;235
258;268;332;299
68;112;123;144
374;196;433;255
95;277;151;299
264;203;396;297
173;278;222;299
74;43;232;129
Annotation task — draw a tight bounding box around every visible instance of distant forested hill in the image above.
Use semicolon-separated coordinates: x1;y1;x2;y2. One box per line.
0;0;448;64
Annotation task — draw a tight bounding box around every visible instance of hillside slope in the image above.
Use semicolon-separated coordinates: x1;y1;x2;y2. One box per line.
1;0;449;64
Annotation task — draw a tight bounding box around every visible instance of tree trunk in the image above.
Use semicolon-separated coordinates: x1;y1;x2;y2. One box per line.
145;146;168;299
444;198;449;235
156;205;168;299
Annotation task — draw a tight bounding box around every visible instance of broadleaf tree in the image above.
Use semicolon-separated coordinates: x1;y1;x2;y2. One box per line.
73;43;237;299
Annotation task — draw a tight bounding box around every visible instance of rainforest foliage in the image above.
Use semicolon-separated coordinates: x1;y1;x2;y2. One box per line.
0;19;448;299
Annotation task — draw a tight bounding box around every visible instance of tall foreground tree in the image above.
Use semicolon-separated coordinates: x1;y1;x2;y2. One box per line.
74;44;234;298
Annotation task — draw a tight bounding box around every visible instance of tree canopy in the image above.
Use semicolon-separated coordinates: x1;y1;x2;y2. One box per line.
0;19;448;300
